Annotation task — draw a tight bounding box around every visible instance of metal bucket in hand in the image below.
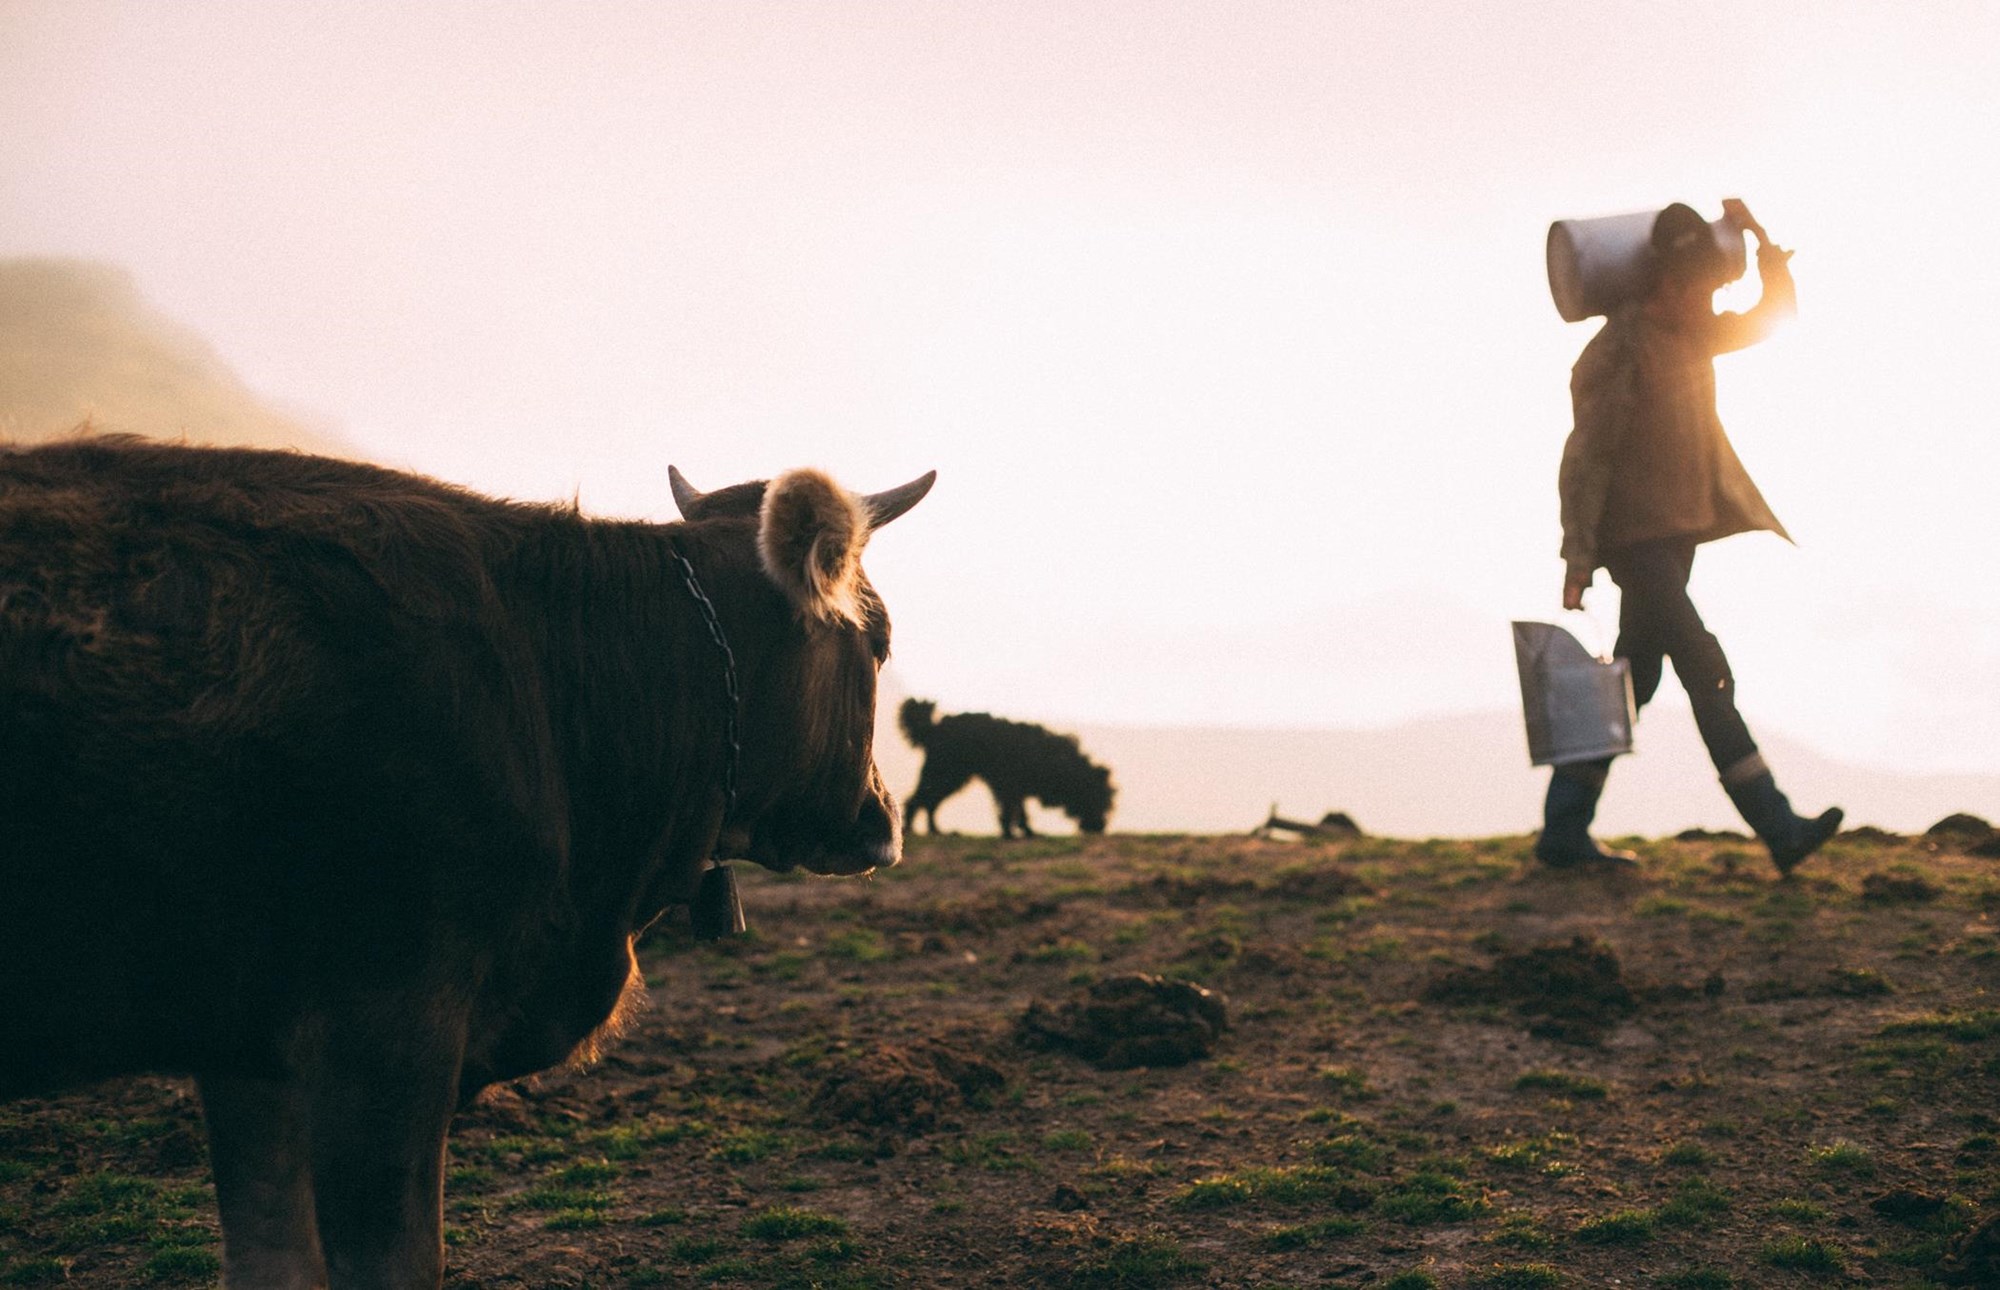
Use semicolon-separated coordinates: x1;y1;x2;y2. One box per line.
1546;207;1747;322
1512;620;1635;766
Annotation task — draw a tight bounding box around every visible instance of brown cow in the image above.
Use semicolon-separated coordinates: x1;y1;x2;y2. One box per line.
0;436;932;1288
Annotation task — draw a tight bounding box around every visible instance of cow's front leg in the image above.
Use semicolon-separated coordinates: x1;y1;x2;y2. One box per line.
307;1012;464;1290
198;1072;326;1290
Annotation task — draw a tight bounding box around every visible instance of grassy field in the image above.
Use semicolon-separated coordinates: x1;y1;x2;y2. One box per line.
3;828;1998;1287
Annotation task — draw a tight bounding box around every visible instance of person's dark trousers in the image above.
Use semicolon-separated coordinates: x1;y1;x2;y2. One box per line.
1602;538;1758;774
1599;537;1841;873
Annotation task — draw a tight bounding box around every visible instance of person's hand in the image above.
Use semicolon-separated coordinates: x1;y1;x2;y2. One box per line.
1563;567;1590;611
1721;197;1766;241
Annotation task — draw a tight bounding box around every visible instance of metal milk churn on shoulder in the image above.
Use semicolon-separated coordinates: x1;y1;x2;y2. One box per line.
1511;620;1636;766
1546;207;1747;322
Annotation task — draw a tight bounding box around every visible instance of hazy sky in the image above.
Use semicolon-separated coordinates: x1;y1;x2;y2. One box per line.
4;1;1997;774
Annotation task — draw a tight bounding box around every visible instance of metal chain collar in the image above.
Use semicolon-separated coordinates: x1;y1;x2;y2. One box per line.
667;539;741;823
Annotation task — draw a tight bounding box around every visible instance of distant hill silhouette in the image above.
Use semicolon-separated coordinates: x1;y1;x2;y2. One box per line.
875;684;2000;839
0;258;347;455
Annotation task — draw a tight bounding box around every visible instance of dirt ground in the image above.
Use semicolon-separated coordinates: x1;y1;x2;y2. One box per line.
4;827;1999;1288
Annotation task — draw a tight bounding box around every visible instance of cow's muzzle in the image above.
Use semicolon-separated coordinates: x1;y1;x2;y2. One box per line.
729;790;901;877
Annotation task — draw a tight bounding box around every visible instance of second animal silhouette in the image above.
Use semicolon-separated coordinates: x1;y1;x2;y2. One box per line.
898;699;1115;838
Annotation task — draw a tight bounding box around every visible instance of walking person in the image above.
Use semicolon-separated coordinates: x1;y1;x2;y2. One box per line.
1541;199;1842;874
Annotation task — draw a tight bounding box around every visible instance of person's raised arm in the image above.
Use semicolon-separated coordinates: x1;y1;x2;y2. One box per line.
1711;198;1796;354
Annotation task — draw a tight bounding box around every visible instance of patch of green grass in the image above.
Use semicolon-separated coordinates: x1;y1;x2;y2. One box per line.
513;1184;615;1212
1827;967;1893;996
140;1247;221;1283
1484;1133;1577;1176
476;1133;571;1164
1318;1065;1374;1099
1659;1140;1713;1167
1028;938;1098;963
1043;1129;1095;1152
1654;1270;1733;1289
942;1132;1036;1173
1380;1273;1440;1290
1511;1070;1608;1100
1170;1165;1351;1210
625;1204;688;1230
1375;1171;1484;1226
581;1119;711;1160
741;1206;849;1241
1760;1235;1844;1272
669;1235;729;1264
1634;896;1690;917
1069;1234;1206;1287
53;1212;152;1250
446;1165;496;1192
1878;1009;2000;1042
1477;1265;1563;1290
822;929;892;963
543;1208;609;1230
2;1260;73;1286
1261;1216;1365;1249
1308;1133;1388;1171
548;1158;620;1186
1573;1209;1654;1245
51;1172;159;1216
1806;1140;1876;1178
1489;1213;1555;1250
694;1258;758;1281
710;1128;787;1164
1658;1176;1732;1226
1767;1197;1827;1222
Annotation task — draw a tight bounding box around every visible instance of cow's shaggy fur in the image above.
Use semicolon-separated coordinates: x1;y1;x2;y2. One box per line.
899;699;1115;838
0;434;930;1288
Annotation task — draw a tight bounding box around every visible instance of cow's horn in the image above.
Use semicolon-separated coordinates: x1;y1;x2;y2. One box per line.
668;465;703;518
861;471;936;531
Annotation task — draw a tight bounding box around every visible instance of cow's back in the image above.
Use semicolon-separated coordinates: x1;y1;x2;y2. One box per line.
0;438;559;1094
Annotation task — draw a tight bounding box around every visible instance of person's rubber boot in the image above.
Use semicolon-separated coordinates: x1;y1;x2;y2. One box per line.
1534;764;1637;870
1723;762;1843;876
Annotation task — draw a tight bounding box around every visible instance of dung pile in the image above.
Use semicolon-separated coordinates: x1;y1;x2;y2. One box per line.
810;1038;1006;1134
1019;973;1228;1069
1861;871;1943;905
1424;937;1638;1045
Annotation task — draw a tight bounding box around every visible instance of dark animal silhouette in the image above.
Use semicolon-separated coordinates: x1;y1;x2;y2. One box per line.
899;698;1114;837
0;436;932;1288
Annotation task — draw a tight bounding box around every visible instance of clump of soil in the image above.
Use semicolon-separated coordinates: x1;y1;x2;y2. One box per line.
1267;865;1374;902
1676;826;1750;842
810;1038;1006;1134
1423;936;1637;1045
1861;871;1943;905
1940;1211;2000;1286
1872;1188;1949;1223
1140;872;1259;906
1841;825;1908;846
1019;973;1229;1069
1925;813;1994;850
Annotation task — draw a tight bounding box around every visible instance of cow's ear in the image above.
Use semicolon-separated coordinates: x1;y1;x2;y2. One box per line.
758;469;870;625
